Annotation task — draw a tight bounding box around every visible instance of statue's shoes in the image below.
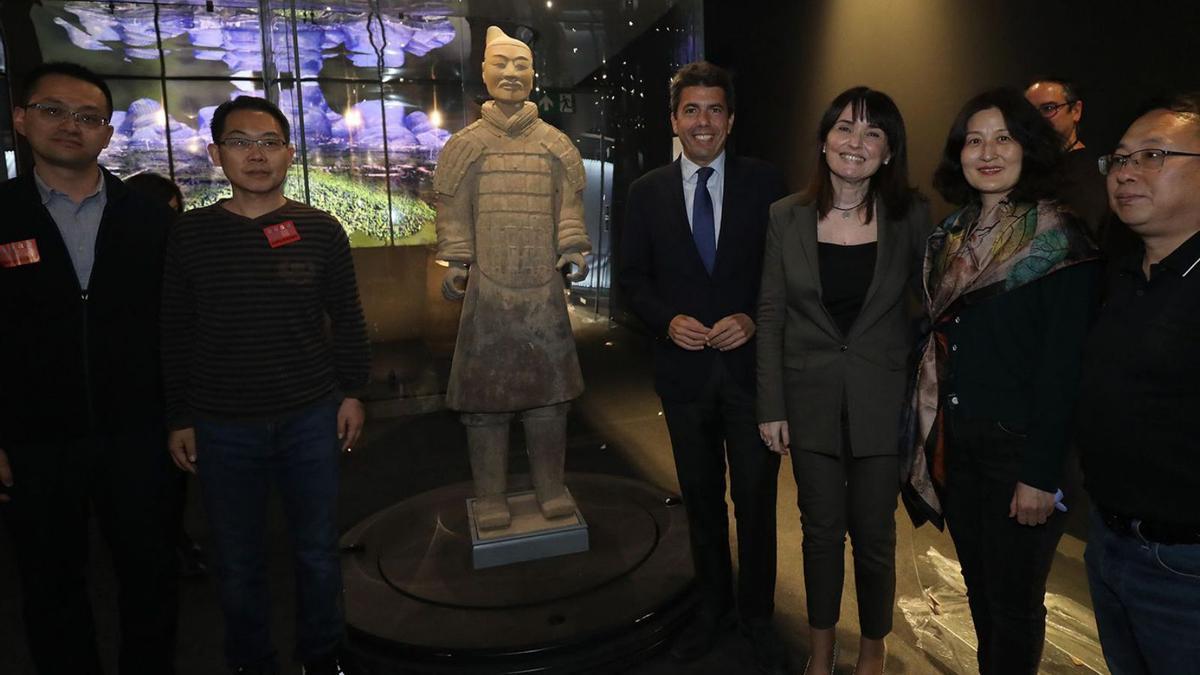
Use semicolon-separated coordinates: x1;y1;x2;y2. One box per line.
475;495;512;530
538;493;576;520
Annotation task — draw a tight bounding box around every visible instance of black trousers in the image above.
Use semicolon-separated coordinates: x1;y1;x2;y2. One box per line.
662;358;780;625
943;416;1066;675
0;428;180;675
791;414;897;638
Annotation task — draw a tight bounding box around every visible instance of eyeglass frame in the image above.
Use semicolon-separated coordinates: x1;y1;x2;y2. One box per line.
22;102;110;129
1098;148;1200;176
1035;100;1076;118
215;137;291;152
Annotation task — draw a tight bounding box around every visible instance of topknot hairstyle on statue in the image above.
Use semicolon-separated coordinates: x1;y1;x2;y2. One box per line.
484;26;531;53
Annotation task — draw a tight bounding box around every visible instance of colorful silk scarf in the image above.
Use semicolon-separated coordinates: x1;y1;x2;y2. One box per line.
900;200;1097;528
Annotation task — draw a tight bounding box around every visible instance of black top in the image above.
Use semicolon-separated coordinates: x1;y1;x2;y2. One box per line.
818;241;877;335
0;169;173;446
936;262;1101;491
161;200;370;428
1077;230;1200;525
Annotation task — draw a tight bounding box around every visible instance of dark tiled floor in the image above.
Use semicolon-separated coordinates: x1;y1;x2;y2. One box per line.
0;314;1108;674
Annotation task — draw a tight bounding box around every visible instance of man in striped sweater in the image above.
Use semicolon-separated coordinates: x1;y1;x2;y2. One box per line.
161;96;369;675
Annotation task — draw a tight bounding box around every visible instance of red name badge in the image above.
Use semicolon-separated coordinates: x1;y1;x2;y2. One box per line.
263;220;301;248
0;238;41;268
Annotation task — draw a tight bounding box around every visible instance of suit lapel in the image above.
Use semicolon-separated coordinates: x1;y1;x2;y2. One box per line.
794;201;823;296
794;202;844;338
848;200;900;339
712;156;741;278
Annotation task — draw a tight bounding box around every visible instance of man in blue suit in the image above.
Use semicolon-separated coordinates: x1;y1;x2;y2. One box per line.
619;61;787;673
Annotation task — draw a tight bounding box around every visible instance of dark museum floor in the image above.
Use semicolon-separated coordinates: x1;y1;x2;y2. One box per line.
0;307;1109;674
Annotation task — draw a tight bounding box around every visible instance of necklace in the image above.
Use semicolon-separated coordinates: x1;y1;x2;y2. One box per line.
830;198;867;220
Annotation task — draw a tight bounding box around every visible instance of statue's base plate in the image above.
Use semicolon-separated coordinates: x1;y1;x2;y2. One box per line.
468;488;589;569
340;473;696;674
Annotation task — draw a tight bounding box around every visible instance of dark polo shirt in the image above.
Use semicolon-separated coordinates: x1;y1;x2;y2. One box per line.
1077;229;1200;525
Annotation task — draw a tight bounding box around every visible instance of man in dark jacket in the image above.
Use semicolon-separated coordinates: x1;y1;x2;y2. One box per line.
0;62;179;673
619;62;787;673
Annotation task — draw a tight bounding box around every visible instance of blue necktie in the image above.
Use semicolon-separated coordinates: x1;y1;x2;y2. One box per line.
693;166;716;275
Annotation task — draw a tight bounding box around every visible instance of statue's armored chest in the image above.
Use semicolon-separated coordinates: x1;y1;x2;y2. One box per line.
472;139;559;287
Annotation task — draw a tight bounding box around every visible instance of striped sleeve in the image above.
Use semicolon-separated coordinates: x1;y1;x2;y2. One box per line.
321;217;371;397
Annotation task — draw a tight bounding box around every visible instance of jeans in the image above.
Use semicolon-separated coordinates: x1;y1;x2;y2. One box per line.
195;399;343;670
1085;507;1200;675
942;415;1066;675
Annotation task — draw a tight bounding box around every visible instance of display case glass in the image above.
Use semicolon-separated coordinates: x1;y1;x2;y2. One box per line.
5;0;702;398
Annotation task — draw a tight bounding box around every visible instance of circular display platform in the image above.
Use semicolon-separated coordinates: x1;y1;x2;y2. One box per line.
341;473;697;674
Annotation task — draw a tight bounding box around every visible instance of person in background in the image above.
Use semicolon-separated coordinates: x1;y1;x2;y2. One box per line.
125;170;209;578
1078;92;1200;675
757;86;930;675
1025;76;1130;253
0;61;179;674
904;87;1099;675
126;170;184;213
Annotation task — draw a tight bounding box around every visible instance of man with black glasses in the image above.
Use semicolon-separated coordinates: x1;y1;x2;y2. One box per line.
161;95;369;675
1079;92;1200;675
0;61;180;674
1026;77;1110;240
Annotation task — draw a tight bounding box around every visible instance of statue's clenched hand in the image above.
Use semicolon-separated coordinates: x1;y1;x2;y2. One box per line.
556;252;588;282
441;263;469;300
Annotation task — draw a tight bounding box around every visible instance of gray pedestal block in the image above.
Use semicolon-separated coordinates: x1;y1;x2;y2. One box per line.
467;488;589;569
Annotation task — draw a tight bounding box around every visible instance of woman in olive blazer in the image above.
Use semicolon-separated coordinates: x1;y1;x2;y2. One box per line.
756;88;930;675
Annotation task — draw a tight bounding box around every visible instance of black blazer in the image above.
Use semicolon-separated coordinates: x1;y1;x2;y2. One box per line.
0;169;174;446
620;156;787;402
756;194;932;457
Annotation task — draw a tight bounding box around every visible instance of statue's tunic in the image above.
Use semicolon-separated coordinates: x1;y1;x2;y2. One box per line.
434;101;590;412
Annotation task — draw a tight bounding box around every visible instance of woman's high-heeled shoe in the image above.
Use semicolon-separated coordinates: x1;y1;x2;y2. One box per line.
802;641;837;675
852;639;886;675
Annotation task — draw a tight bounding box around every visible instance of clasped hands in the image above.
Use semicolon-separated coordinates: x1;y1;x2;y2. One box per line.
668;313;755;352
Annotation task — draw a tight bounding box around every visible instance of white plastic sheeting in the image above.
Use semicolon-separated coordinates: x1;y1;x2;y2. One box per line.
899;546;1109;674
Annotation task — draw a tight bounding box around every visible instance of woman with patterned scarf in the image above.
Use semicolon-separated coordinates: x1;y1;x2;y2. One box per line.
901;88;1100;675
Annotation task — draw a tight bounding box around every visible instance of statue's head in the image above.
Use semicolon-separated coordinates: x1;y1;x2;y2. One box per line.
482;26;533;106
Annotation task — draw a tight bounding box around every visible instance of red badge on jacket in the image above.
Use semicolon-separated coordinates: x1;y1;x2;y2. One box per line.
263;221;301;248
0;238;41;268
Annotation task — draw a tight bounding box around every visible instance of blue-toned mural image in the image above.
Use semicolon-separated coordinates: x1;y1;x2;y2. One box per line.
52;3;455;74
38;1;462;245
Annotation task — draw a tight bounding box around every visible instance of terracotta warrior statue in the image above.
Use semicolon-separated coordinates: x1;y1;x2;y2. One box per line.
434;26;591;530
